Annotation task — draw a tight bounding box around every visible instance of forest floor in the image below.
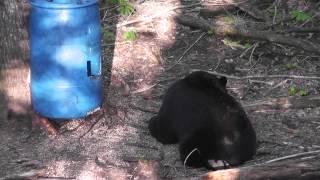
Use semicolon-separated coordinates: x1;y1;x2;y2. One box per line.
1;0;320;179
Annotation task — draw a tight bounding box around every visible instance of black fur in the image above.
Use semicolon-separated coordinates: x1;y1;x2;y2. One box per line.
148;71;257;169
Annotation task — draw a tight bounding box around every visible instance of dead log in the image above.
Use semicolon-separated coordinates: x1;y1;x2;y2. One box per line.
235;2;269;21
244;95;320;112
203;163;320;180
203;155;320;180
285;27;320;33
200;5;236;18
175;15;320;55
200;0;268;21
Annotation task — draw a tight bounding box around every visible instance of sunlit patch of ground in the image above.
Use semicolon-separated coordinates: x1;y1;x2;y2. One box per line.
110;1;180;95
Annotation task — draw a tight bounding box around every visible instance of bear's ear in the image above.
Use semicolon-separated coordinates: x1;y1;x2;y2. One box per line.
219;76;227;88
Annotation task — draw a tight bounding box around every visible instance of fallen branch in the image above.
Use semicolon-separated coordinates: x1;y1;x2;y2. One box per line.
263;150;320;164
235;1;269;21
201;0;269;20
200;5;236;18
176;15;320;55
285;27;320;33
244;95;320;111
202;160;320;180
129;103;158;114
131;84;158;94
190;69;320;80
37;176;76;180
203;151;320;180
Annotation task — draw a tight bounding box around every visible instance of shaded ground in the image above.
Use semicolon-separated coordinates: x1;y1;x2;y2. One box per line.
1;0;320;179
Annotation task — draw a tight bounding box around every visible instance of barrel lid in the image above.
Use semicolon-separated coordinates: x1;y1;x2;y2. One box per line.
29;0;98;9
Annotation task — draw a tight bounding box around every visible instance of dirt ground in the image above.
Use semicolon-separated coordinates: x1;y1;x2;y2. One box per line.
1;0;320;179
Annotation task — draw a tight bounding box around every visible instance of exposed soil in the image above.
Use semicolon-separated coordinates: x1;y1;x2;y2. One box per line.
1;0;320;179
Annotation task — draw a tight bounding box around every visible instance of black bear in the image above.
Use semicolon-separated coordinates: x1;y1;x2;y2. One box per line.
148;71;257;170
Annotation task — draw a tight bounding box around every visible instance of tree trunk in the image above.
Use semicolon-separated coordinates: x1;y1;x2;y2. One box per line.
0;0;30;117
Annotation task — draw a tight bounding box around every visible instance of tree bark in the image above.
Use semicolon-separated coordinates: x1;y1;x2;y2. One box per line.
0;1;30;116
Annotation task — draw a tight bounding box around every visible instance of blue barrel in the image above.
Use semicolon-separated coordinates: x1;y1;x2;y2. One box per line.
29;0;102;119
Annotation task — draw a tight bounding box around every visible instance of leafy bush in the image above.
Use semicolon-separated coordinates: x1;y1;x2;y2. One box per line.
290;10;312;22
288;85;308;96
123;30;137;41
109;0;134;16
285;63;297;70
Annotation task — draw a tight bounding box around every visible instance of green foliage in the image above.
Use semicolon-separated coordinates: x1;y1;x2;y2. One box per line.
288;85;298;96
288;85;308;96
298;89;308;96
207;29;214;35
108;0;119;4
123;30;137;41
290;10;312;22
111;0;134;16
285;63;297;70
106;0;135;41
223;15;235;24
244;42;252;48
222;38;250;49
107;0;134;16
222;38;240;49
119;2;134;16
102;29;115;41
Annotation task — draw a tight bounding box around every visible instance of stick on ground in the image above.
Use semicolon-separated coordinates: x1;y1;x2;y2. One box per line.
176;15;320;55
190;69;320;80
